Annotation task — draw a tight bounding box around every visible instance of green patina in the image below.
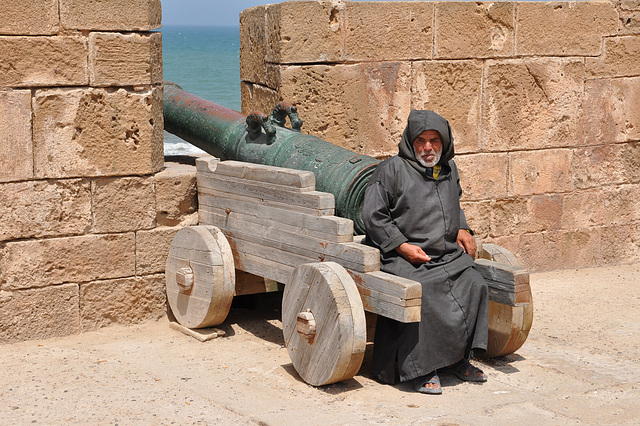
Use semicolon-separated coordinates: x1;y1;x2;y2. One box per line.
163;82;379;234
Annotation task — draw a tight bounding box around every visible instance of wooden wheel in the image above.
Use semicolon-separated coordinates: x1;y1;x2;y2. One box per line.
479;244;533;358
165;226;235;329
282;262;366;386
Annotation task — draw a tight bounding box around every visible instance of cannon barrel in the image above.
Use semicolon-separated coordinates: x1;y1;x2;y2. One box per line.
163;82;380;234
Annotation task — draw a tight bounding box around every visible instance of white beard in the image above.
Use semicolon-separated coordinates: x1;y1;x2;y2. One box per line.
416;149;441;168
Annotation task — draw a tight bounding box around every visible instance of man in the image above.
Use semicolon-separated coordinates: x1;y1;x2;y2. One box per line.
363;110;489;395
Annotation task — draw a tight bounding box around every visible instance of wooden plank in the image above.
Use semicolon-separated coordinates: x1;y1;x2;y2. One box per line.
347;270;422;300
230;245;295;284
195;156;220;173
198;187;335;217
202;210;379;273
355;285;421;307
213;160;316;188
197;173;334;211
360;294;421;323
474;258;530;307
198;194;353;242
169;321;226;342
474;258;529;285
234;270;279;296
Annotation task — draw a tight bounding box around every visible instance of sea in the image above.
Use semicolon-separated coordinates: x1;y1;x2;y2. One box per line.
162;25;241;155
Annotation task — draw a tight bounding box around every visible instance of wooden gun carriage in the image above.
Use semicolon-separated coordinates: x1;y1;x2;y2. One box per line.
165;156;533;387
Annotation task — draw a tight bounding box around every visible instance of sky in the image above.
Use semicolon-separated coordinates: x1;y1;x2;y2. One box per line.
161;0;392;27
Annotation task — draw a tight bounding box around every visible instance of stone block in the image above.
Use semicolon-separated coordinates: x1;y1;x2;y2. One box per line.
136;226;181;275
89;32;162;87
621;142;640;183
0;90;32;183
508;149;573;196
240;81;281;116
543;229;602;270
460;200;491;238
411;61;483;153
489;232;545;271
561;186;640;230
60;0;161;31
434;2;514;59
485;194;564;239
79;274;166;331
586;36;640;78
0;233;135;290
516;2;618;56
266;1;345;63
33;87;164;178
455;153;508;201
582;77;640;145
240;6;268;85
527;194;564;233
0;0;59;35
571;143;640;189
0;179;91;242
344;1;434;61
0;36;88;87
0;284;79;344
92;176;156;233
482;58;584;151
486;198;529;237
600;223;640;265
617;9;640;35
279;62;411;157
155;162;198;227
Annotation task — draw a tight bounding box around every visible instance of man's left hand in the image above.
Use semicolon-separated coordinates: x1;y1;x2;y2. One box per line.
456;230;477;258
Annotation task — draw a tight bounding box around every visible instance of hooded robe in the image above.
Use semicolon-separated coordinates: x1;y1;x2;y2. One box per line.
363;110;489;384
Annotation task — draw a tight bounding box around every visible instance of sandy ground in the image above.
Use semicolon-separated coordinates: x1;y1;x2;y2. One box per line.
1;264;639;425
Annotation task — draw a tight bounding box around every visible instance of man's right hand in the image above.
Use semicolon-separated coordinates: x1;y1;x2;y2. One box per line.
395;242;431;264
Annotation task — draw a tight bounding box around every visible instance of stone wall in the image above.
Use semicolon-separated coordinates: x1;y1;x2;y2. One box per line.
240;0;640;272
0;0;198;343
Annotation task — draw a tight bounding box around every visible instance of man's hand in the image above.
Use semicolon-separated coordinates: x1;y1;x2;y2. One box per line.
396;242;431;264
456;230;477;258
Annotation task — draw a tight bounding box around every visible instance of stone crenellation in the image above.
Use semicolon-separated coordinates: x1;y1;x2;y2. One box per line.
0;0;198;344
240;0;640;272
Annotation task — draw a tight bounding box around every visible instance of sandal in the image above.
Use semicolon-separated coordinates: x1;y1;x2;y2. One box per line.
442;359;487;382
414;371;442;395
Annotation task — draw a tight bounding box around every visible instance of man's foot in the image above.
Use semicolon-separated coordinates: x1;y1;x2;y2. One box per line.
413;371;442;395
442;359;487;382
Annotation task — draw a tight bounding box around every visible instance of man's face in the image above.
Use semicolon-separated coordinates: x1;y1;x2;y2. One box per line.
413;130;442;167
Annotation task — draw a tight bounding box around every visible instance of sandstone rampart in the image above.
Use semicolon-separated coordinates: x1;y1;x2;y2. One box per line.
0;0;197;344
240;0;640;271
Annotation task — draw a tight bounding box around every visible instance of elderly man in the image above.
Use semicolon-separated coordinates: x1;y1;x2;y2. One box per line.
363;110;489;395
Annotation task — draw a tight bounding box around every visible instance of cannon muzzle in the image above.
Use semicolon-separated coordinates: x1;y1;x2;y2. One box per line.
163;82;379;234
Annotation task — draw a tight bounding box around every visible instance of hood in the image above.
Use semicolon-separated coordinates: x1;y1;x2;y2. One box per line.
398;110;455;174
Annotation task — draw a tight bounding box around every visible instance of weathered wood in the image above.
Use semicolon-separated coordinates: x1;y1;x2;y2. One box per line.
476;244;533;358
347;270;422;300
360;295;421;323
479;243;521;266
234;270;280;296
169;321;226;342
198;192;353;242
199;209;379;273
213;160;316;189
165;226;235;329
231;247;295;285
197;173;334;211
474;259;530;306
282;262;366;386
198;186;334;217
